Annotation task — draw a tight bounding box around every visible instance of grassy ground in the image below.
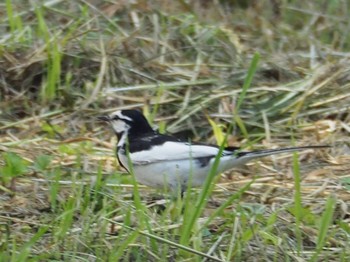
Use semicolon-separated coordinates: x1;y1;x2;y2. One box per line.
1;0;350;261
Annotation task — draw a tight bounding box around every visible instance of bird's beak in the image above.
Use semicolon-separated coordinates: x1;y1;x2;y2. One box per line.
97;115;110;122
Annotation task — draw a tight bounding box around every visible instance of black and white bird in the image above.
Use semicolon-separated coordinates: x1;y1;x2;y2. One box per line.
98;109;327;193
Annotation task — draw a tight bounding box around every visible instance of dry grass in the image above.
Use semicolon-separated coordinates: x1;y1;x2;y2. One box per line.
1;0;350;261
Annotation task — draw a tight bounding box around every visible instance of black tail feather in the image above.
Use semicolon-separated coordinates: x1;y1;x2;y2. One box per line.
235;145;330;159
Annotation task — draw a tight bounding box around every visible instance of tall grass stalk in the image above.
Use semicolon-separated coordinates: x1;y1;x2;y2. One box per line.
236;52;260;110
292;152;303;254
179;53;260;249
125;143;147;229
234;52;260;140
179;135;229;248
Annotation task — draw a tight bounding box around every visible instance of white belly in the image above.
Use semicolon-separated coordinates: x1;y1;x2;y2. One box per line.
133;160;213;190
117;152;249;191
118;154;214;190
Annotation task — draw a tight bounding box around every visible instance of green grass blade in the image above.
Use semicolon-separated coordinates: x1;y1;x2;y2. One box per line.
311;196;336;262
5;0;15;33
109;230;140;261
236;52;260;110
200;179;254;231
125;141;147;229
14;226;48;262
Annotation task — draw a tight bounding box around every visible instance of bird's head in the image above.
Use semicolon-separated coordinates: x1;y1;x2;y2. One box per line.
98;109;154;137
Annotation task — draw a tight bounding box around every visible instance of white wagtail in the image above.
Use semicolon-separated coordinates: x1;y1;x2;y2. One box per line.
98;109;328;193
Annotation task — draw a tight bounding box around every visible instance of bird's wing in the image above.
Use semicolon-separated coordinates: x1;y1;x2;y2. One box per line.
129;141;233;165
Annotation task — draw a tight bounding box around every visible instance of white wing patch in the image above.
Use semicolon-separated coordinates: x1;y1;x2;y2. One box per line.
129;141;228;165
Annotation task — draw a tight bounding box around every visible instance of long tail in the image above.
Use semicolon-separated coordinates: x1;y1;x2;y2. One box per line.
236;145;330;162
217;145;329;174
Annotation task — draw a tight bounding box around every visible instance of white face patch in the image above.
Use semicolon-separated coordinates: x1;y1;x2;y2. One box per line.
110;119;130;134
109;110;133;122
107;110;133;134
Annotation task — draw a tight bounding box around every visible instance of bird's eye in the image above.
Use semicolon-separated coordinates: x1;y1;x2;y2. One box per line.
113;116;119;120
